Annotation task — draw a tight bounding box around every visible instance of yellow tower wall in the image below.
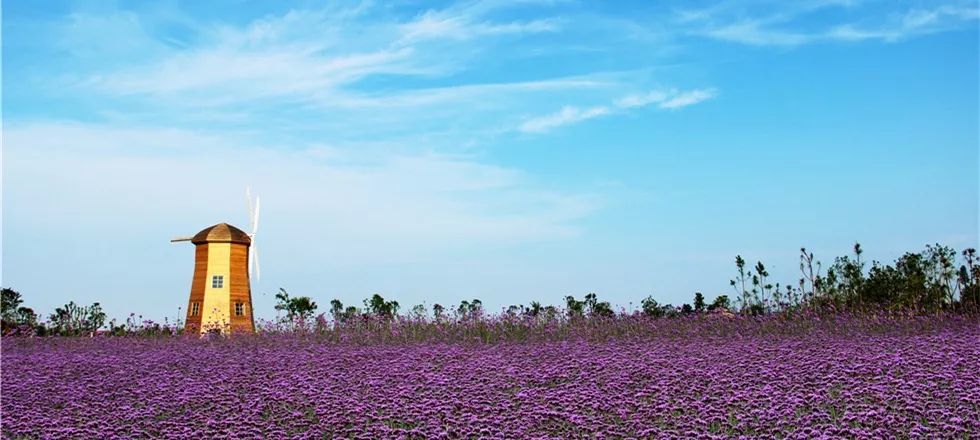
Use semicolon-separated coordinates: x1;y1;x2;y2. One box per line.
182;223;255;334
201;242;232;332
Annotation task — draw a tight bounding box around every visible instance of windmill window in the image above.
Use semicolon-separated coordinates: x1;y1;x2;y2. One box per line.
235;302;245;316
211;275;224;288
191;302;200;316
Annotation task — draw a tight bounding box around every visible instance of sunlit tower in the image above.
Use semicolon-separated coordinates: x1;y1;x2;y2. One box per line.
170;189;260;334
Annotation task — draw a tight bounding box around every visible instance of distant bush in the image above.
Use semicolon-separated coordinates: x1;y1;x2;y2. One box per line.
1;288;38;335
47;301;106;336
3;243;977;339
729;244;980;314
274;288;318;327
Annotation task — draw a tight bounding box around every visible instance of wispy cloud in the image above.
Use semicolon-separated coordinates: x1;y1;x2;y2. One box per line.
33;0;968;147
680;1;979;47
48;2;675;146
5;121;597;254
827;5;980;42
92;47;419;99
615;90;668;108
399;10;559;42
519;105;611;133
702;21;812;46
615;88;716;109
80;3;566;107
3;118;602;318
312;76;612;109
659;89;716;109
521;88;716;133
5;0;977;319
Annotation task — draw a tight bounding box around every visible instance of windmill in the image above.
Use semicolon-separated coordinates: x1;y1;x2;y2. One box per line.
246;186;260;282
171;188;261;334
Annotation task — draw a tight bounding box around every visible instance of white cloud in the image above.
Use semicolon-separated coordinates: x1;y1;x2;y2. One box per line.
703;21;812;46
90;45;420;101
47;3;630;146
659;89;717;109
24;3;741;147
827;5;980;43
681;1;979;47
399;10;559;42
313;76;611;109
519;105;611;133
4;122;596;255
79;3;564;109
0;120;598;321
615;90;669;108
521;88;716;133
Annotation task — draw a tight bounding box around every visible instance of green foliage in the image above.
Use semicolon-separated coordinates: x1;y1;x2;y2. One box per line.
730;255;749;310
585;293;615;317
959;249;980;306
364;294;400;320
14;307;38;327
275;288;318;323
410;304;427;319
5;242;979;339
640;296;662;317
527;301;543;317
564;296;584;317
708;295;731;312
730;257;774;313
432;304;445;320
693;292;706;313
815;244;978;311
329;299;359;324
731;244;980;314
329;294;415;324
565;293;614;318
48;301;105;336
457;299;483;319
2;288;24;322
1;288;39;333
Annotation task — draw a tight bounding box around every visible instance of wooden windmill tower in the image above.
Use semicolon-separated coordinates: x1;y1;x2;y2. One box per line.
171;189;260;334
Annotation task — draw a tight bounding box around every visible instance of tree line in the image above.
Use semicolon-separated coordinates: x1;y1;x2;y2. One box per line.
3;243;978;336
0;293;107;336
729;244;979;314
273;243;978;328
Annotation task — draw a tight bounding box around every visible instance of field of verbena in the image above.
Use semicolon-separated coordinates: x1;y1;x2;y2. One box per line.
2;316;979;438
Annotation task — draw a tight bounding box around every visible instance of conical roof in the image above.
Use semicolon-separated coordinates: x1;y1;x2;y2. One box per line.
191;223;251;245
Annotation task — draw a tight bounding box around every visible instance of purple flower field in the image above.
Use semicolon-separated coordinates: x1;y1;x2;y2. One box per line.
2;317;979;439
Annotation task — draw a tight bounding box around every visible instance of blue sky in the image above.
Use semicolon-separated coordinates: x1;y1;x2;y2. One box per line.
3;0;978;322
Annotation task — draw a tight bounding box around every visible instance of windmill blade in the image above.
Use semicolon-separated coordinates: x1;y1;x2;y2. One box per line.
251;196;260;236
250;243;260;281
245;186;260;281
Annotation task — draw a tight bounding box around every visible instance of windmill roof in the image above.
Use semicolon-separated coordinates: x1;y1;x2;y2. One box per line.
191;223;251;245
